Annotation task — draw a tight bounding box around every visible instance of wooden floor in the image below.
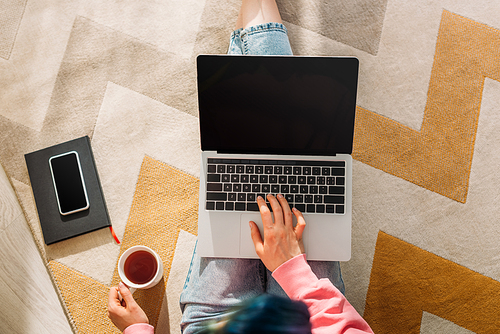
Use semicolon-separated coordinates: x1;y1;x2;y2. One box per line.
0;161;72;333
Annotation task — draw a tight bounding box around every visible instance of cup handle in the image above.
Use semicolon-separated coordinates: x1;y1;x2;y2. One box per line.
117;284;137;302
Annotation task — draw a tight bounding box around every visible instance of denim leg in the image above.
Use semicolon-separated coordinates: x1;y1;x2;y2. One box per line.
266;261;345;297
179;243;266;334
228;23;293;55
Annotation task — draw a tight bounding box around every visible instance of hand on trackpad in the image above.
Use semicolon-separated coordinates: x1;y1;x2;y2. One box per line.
239;213;264;257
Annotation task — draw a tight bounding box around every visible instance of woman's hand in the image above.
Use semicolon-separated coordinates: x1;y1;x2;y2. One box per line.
249;194;306;272
108;283;149;332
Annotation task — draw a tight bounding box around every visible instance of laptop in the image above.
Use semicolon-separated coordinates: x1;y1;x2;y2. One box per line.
196;55;359;261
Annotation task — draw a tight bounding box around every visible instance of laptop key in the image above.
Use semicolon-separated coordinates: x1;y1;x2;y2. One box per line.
235;202;246;211
225;202;234;210
316;204;325;213
207;174;221;182
247;202;259;211
332;168;345;176
295;203;306;212
207;192;227;201
326;205;335;213
207;183;222;191
329;186;345;194
208;165;216;173
216;202;225;210
324;195;344;204
206;201;215;210
336;205;345;214
306;204;315;213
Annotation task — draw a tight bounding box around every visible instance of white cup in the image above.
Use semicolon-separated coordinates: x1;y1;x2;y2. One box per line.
118;245;164;295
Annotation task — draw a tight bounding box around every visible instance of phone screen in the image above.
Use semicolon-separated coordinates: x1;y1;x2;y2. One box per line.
49;151;89;215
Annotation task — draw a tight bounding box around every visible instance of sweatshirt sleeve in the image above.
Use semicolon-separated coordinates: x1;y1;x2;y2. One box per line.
272;254;373;334
123;323;155;334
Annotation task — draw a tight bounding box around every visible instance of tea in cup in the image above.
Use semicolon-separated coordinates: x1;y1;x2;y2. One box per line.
118;245;163;294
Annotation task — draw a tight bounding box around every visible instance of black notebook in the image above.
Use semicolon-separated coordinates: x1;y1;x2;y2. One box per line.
25;136;111;245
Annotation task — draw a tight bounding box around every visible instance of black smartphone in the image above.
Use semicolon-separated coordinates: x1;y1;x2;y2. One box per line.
49;151;90;215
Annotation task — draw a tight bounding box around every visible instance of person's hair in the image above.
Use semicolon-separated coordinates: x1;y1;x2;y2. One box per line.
199;294;312;334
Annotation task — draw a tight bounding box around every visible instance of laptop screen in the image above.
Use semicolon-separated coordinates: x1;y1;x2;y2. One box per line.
197;55;358;156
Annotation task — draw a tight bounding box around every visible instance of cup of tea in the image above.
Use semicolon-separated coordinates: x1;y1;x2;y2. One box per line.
118;245;164;294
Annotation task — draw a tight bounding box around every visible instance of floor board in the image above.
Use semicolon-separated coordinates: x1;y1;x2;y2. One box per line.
0;162;72;334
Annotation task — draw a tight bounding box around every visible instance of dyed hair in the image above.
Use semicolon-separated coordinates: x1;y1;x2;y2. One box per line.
199;294;312;334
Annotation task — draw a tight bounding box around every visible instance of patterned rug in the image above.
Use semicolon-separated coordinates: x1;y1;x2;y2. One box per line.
1;0;500;333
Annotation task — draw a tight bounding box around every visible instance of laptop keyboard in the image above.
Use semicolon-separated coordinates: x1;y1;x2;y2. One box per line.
205;158;346;214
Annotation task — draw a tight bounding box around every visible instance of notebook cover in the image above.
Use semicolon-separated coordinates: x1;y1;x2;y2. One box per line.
25;136;111;245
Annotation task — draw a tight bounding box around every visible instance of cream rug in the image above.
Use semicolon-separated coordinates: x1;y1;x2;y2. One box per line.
1;0;500;333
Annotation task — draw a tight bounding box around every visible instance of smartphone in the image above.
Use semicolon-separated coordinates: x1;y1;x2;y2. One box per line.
49;151;90;216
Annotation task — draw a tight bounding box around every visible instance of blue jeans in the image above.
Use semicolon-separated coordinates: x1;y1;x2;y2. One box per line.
179;23;344;334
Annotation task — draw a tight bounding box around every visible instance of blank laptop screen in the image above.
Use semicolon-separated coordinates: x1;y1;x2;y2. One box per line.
197;55;359;157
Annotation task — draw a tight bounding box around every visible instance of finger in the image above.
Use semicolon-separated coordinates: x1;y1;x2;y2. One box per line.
249;221;264;255
267;194;284;226
293;208;307;253
118;282;135;306
293;207;307;240
257;196;273;229
276;194;293;228
108;286;121;308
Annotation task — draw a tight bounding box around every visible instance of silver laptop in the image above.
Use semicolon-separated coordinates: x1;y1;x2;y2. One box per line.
196;55;359;261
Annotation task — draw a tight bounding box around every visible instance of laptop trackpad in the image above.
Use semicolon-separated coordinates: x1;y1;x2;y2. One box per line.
239;213;300;258
239;213;263;258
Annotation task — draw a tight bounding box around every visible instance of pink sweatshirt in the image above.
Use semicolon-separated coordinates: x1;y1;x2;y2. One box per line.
272;254;373;334
123;254;373;334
